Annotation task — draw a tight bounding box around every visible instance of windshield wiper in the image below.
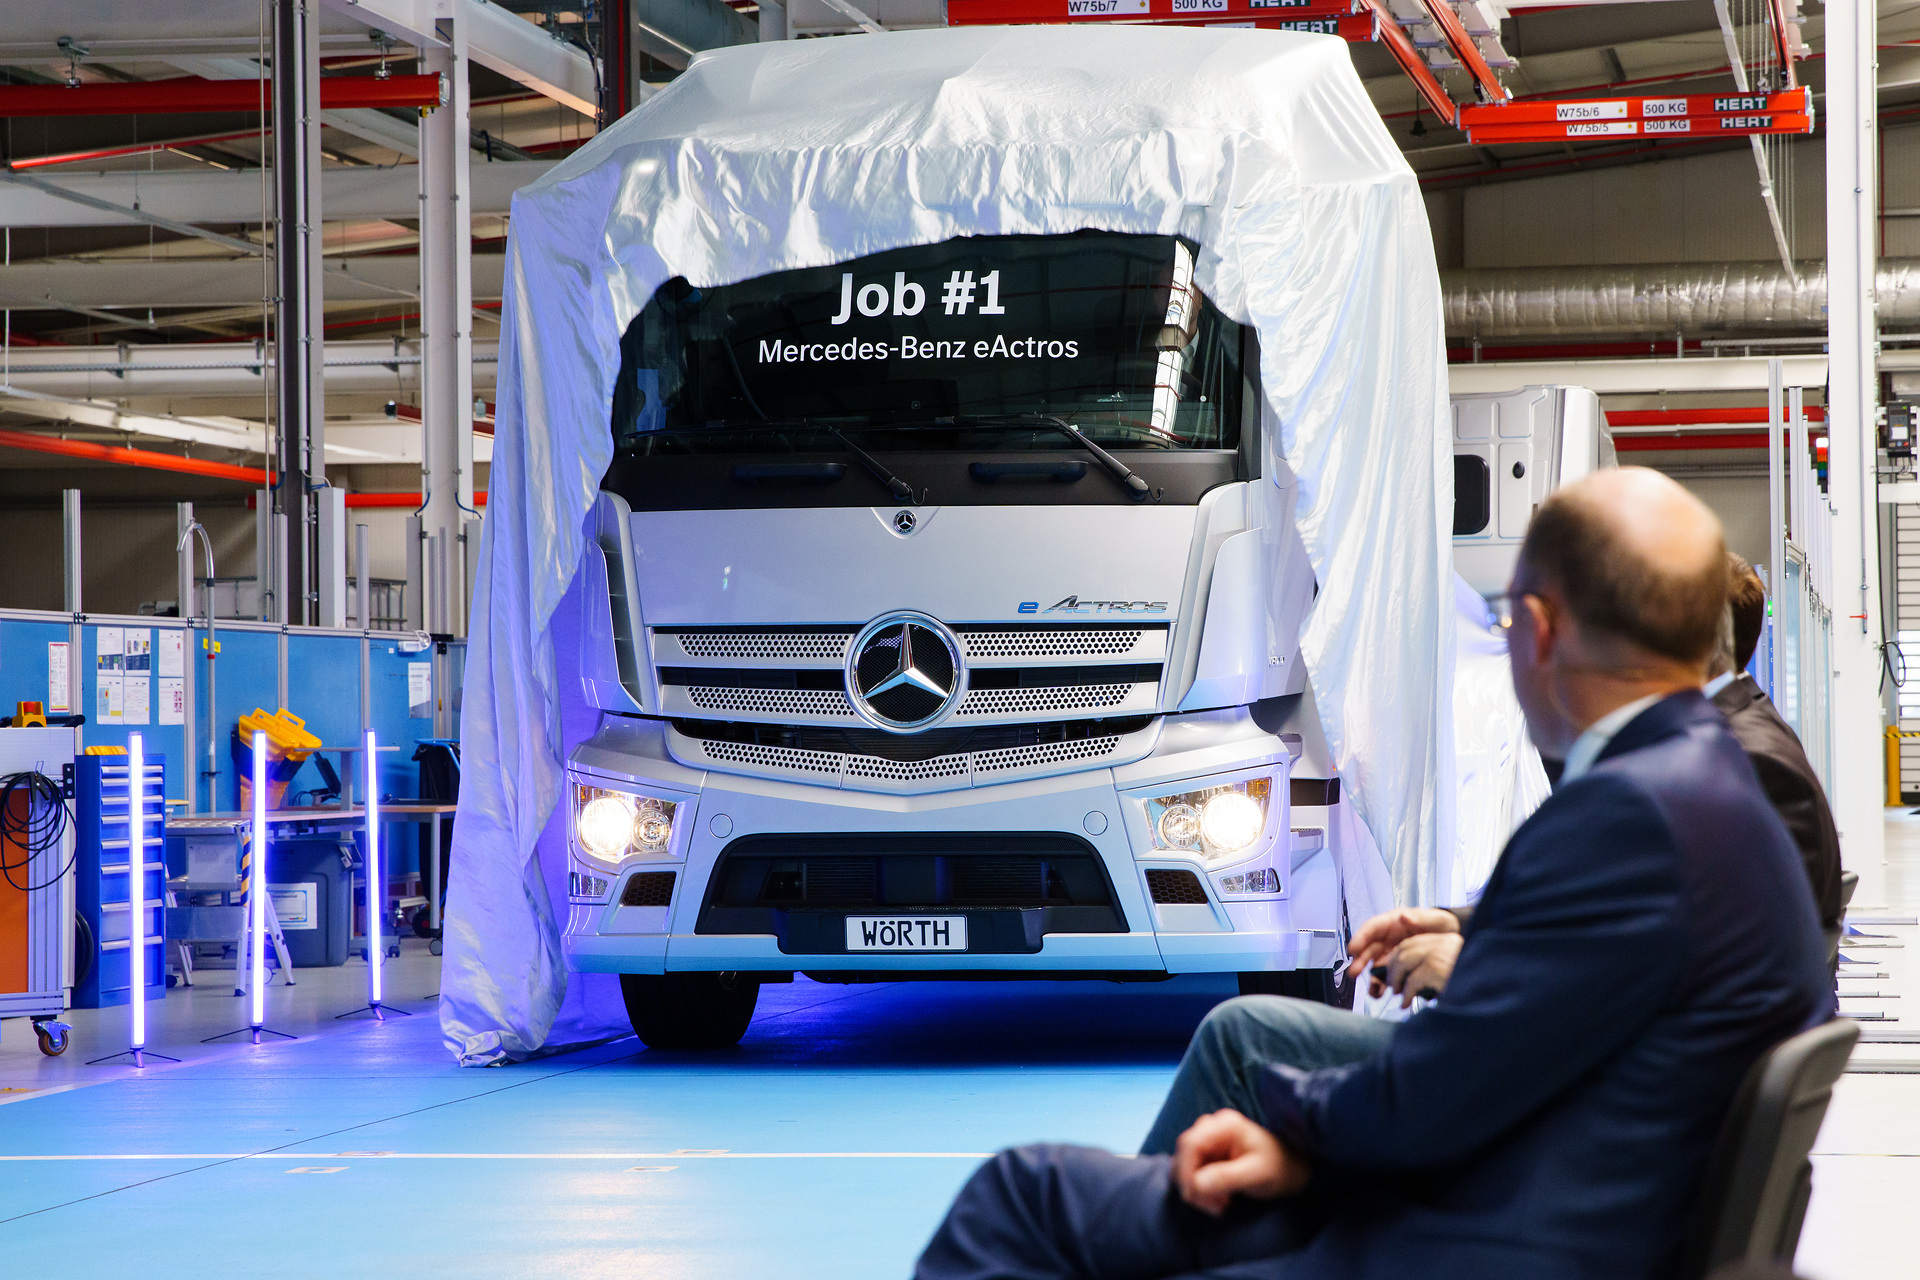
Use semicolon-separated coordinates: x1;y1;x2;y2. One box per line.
713;337;927;504
647;421;925;506
959;414;1153;503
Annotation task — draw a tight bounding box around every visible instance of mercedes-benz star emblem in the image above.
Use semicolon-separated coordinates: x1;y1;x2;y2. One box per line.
847;611;964;731
893;510;917;534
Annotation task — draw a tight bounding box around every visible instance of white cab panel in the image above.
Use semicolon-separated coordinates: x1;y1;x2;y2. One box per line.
627;504;1200;626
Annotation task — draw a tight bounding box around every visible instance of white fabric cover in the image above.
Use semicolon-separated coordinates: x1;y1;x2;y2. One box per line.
441;26;1455;1063
1447;578;1551;906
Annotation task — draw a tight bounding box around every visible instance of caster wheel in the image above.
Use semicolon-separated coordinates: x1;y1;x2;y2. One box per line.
411;907;436;939
386;945;401;959
429;938;443;956
34;1022;71;1057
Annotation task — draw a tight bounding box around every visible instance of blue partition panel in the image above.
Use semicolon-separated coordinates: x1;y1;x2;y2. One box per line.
202;626;280;810
0;616;69;719
73;622;190;807
368;638;446;877
283;632;368;809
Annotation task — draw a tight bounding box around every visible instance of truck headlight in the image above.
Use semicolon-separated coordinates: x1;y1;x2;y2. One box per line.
574;785;677;866
1145;779;1271;862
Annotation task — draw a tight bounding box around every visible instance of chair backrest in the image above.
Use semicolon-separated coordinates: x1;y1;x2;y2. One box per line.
1839;871;1859;910
311;752;342;799
1676;1018;1860;1280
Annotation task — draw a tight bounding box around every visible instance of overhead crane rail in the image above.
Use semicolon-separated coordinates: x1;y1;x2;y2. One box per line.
0;73;447;119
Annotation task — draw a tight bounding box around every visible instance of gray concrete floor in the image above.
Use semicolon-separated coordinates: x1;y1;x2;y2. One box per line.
1797;812;1920;1280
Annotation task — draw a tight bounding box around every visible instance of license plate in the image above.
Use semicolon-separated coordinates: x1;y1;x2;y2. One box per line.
844;915;968;952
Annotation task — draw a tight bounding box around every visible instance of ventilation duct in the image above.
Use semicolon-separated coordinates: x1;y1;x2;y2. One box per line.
1443;260;1920;337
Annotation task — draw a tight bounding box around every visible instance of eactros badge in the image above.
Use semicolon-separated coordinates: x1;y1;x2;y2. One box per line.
847;612;964;731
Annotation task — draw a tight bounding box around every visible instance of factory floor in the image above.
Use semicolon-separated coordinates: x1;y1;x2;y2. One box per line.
0;825;1914;1280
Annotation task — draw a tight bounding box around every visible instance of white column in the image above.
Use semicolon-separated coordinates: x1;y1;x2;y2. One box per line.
1825;0;1887;908
316;486;347;628
420;13;476;608
177;503;198;815
255;489;276;623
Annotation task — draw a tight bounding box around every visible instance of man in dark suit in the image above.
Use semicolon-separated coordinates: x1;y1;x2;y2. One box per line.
1708;555;1843;930
914;468;1834;1280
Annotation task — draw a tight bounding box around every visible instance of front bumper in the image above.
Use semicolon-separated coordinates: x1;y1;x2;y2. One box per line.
561;710;1345;977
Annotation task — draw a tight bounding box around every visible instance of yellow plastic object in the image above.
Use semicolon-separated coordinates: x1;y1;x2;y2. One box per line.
12;701;46;728
83;746;127;756
236;708;321;762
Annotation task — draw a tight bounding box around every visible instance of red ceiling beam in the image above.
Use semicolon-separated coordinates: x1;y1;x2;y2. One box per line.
0;427;270;482
1460;88;1813;146
1354;0;1458;126
1608;407;1825;427
1613;433;1771;452
0;73;446;119
1770;0;1798;89
1413;0;1509;105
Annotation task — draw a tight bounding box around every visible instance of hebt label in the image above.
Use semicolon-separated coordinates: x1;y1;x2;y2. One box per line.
1556;100;1628;121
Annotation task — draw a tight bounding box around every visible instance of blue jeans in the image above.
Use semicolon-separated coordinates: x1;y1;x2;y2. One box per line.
1138;996;1396;1155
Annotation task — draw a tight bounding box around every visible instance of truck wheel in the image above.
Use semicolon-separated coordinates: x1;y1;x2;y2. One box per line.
1238;969;1351;1007
620;972;760;1050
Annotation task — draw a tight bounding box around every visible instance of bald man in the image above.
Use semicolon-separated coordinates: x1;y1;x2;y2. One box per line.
915;468;1833;1280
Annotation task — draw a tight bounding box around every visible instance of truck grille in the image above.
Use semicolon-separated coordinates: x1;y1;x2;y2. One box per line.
956;683;1133;716
685;686;856;717
674;716;1156;792
653;623;1167;734
665;628;854;661
957;626;1151;660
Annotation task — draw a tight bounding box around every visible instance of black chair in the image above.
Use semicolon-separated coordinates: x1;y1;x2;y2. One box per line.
1675;1017;1860;1280
299;753;343;807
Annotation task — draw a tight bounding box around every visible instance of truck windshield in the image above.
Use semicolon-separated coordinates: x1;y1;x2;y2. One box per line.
610;232;1244;456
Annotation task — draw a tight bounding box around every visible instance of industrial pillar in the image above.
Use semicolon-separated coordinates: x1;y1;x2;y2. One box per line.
357;524;373;740
273;0;325;627
177;503;198;815
255;488;276;623
62;490;83;725
316;486;347;628
420;12;475;638
1825;0;1887;908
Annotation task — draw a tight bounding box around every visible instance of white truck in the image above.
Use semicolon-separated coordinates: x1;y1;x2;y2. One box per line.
554;219;1606;1046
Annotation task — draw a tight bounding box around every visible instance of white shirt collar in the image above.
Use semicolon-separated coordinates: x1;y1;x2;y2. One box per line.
1559;693;1666;785
1702;670;1738;699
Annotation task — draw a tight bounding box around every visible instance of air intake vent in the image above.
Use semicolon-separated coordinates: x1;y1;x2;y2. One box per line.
620;871;677;907
672;630;852;660
958;627;1154;659
1146;869;1209;905
956;683;1136;716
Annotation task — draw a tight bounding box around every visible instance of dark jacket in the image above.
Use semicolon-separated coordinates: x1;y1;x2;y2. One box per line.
1710;672;1845;927
1259;692;1833;1280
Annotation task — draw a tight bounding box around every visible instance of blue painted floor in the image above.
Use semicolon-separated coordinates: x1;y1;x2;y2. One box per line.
0;964;1237;1278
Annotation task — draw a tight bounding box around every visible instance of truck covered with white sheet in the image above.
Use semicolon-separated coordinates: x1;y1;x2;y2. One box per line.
441;26;1472;1061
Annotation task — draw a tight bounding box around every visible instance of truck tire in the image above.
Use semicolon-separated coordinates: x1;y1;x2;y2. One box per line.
1238;968;1352;1007
620;972;761;1049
